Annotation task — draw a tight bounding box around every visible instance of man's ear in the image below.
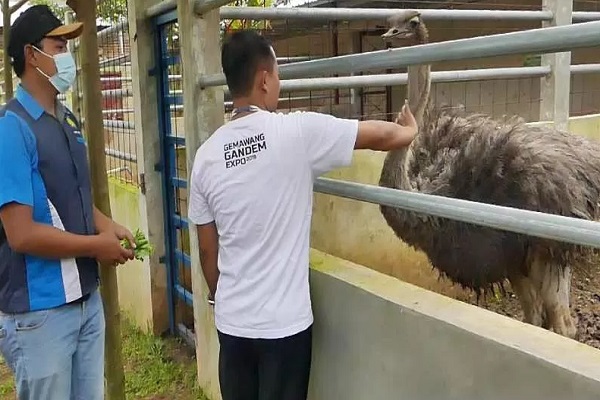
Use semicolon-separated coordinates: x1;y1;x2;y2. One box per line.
24;45;39;68
261;70;269;92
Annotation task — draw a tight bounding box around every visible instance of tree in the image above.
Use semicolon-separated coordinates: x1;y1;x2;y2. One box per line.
67;0;126;398
2;0;29;101
221;0;274;34
31;0;127;23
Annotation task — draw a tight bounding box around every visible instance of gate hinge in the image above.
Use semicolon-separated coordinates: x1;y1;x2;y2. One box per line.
159;255;166;264
140;173;146;195
148;66;158;77
154;162;163;172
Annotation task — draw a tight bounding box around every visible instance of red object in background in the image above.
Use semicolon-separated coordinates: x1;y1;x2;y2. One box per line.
101;71;124;121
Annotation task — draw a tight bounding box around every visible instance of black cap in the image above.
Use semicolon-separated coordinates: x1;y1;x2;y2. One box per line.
8;5;83;60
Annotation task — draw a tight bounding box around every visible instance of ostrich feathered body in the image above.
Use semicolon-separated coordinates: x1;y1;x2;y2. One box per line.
379;107;600;293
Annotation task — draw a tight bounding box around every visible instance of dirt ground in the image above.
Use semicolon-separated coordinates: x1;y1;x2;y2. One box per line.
461;262;600;350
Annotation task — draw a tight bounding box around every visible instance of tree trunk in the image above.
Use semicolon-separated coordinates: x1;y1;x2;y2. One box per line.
2;0;13;101
73;1;126;399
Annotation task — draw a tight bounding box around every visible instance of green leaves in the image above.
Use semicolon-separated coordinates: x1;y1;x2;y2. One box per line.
121;228;155;262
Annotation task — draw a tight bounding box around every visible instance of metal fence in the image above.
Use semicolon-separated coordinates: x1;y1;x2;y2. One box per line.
198;2;600;249
64;1;138;186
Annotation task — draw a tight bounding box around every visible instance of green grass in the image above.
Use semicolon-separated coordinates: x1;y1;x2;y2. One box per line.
0;318;207;400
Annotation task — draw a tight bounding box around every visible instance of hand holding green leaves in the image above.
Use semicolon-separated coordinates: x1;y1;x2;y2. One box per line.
121;229;154;261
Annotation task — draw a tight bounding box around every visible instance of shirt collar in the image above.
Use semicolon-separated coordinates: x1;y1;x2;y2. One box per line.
16;84;45;121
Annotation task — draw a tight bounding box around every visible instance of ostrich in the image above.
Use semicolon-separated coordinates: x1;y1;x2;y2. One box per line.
377;10;600;339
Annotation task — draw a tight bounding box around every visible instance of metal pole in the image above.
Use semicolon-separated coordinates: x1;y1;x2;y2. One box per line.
194;0;234;14
146;0;177;18
572;11;600;22
313;178;600;249
571;63;600;74
219;7;554;21
274;66;550;93
199;20;600;87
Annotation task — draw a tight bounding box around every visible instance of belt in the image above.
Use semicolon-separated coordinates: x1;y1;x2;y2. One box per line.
69;292;91;305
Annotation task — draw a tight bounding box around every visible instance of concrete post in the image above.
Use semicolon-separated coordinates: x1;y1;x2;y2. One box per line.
176;1;225;398
127;0;169;335
539;0;572;131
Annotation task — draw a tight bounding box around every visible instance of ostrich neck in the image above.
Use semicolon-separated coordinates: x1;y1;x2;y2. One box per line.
381;59;431;191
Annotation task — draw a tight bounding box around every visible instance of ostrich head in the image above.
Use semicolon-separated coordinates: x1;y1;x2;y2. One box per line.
381;10;429;46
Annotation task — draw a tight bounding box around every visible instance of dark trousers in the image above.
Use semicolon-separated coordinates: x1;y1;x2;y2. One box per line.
217;325;313;400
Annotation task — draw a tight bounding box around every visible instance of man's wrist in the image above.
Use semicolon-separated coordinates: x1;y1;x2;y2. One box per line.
207;293;215;306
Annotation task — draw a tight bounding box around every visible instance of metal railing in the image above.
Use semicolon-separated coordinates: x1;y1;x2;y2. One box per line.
199;20;600;87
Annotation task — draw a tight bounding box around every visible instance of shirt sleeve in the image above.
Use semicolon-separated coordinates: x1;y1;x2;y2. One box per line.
294;111;359;177
188;162;215;226
0;115;34;210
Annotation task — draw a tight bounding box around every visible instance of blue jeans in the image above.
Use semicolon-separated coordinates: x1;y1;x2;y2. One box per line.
0;288;105;400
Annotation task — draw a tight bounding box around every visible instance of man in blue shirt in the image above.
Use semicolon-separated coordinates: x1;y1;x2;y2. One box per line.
0;6;135;399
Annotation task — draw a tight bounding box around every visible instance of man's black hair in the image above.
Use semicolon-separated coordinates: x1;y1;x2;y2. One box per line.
221;30;276;98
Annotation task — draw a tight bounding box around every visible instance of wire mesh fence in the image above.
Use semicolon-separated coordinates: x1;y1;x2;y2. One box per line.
68;0;138;186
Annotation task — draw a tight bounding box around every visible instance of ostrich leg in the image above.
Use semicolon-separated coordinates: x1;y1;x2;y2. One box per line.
507;271;545;327
529;256;577;338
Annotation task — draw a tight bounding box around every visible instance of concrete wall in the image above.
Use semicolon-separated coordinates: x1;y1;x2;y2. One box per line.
310;113;600;298
307;249;600;400
107;178;154;331
193;248;600;400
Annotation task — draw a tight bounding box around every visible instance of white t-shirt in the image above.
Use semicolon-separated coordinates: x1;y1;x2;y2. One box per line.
188;109;358;339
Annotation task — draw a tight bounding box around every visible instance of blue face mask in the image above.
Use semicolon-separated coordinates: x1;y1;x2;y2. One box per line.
33;46;77;94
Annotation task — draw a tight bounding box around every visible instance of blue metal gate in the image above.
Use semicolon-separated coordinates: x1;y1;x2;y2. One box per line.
153;11;195;346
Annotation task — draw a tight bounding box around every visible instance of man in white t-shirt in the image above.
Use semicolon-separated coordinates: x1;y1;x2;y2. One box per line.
188;30;417;400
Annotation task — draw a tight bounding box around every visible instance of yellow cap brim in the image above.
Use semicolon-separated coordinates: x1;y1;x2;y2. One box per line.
46;22;84;40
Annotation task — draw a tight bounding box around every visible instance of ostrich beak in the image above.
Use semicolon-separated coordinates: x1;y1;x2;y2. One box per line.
381;27;411;40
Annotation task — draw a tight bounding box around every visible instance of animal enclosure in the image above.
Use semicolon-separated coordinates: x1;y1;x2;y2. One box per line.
65;0;600;353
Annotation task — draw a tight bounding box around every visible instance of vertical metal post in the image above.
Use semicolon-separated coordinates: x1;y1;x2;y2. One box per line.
177;0;224;397
540;0;572;131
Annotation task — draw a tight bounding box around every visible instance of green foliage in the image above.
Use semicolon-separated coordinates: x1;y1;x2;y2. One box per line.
523;54;542;67
30;0;127;23
222;0;274;34
121;228;155;262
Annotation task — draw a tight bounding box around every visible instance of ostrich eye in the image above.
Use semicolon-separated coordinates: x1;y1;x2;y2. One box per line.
392;28;399;34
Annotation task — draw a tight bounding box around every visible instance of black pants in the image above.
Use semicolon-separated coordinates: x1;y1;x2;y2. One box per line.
217;325;313;400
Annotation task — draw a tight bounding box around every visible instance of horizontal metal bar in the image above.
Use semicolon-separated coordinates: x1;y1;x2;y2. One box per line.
172;214;189;230
146;0;177;19
171;177;188;189
102;88;133;98
166;136;186;146
105;148;137;162
174;249;192;267
74;21;128;49
571;63;600;74
199;20;600;87
219;7;554;22
275;66;550;93
224;94;332;108
175;284;194;306
102;108;134;115
98;54;131;68
313;178;600;249
194;0;234;14
103;119;135;130
101;76;132;83
572;12;600;22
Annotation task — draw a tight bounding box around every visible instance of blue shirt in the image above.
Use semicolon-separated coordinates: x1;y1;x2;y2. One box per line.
0;85;98;313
